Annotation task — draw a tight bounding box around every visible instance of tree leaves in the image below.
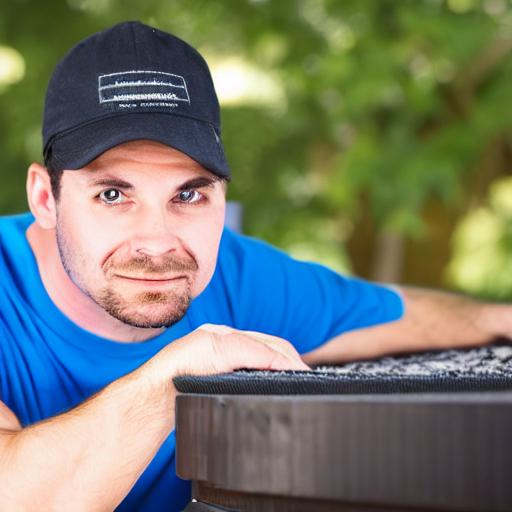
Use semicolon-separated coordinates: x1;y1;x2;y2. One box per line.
2;0;512;290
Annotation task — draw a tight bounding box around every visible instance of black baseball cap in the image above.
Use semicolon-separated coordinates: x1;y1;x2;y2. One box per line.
43;21;230;178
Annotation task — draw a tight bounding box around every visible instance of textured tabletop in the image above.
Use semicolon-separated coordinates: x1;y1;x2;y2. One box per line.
174;343;512;394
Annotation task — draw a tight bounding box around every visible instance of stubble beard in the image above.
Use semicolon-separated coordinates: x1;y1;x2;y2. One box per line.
96;286;192;329
56;226;196;329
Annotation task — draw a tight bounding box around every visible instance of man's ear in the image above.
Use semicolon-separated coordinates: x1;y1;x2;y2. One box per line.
26;163;57;229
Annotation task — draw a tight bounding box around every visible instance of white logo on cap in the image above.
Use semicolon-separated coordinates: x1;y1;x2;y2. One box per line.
98;70;190;108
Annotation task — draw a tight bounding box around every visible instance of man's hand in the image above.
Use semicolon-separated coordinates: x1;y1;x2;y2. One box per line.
143;324;309;387
0;325;307;512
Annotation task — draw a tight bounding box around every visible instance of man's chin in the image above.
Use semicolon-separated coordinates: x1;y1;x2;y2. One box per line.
98;292;192;329
108;305;189;329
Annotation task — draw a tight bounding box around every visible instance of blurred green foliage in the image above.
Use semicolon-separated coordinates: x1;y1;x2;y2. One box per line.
448;177;512;298
2;0;512;295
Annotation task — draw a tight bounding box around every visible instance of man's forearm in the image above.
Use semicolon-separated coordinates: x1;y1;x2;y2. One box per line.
1;364;175;512
391;286;508;349
303;286;509;364
0;325;308;511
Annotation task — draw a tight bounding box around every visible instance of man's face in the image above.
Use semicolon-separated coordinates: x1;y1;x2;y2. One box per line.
54;140;226;328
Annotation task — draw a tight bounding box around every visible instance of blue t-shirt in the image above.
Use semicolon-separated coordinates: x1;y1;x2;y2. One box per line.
0;212;403;511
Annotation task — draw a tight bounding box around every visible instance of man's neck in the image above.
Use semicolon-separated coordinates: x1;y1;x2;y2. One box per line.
26;222;165;343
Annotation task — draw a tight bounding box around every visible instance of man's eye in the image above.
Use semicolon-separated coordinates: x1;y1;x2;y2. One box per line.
177;190;202;203
99;189;125;204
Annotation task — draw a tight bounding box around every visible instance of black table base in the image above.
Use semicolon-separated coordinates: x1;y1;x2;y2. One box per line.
176;392;512;511
185;482;466;511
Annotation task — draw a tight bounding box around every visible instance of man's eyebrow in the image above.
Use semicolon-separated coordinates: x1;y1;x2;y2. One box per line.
86;175;220;191
176;176;220;191
87;176;134;189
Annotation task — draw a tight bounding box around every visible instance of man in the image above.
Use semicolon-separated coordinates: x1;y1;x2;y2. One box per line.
0;21;509;511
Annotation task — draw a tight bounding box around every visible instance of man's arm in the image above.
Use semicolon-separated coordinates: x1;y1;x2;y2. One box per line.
0;325;308;511
303;286;509;365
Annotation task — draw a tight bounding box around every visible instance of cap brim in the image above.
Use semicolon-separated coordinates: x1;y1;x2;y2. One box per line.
47;112;230;178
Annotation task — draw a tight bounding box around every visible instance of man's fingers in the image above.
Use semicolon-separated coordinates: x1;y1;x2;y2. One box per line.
198;323;305;361
199;324;302;360
221;333;310;372
241;330;304;360
197;324;310;373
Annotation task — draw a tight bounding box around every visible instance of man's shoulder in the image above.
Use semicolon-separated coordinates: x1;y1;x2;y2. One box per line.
0;212;35;281
217;228;337;279
0;212;34;241
218;227;292;265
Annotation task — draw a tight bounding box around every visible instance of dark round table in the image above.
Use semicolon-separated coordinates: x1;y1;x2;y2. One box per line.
174;346;512;511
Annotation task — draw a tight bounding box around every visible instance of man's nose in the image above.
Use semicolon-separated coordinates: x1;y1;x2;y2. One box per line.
129;209;181;257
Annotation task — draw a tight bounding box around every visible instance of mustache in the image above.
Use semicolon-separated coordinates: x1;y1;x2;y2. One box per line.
104;254;198;275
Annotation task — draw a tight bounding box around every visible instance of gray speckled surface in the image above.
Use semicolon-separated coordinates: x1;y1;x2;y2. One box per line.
174;344;512;395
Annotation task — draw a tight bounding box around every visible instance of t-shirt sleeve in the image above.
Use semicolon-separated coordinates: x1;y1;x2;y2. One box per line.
215;230;404;354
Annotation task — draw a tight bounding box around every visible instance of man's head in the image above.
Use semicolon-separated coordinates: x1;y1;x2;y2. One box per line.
28;22;230;330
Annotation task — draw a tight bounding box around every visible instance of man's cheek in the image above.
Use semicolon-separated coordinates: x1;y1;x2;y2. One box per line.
76;220;125;254
194;245;220;292
191;224;223;255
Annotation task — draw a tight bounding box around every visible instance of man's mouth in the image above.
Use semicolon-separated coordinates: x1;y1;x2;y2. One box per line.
113;274;188;285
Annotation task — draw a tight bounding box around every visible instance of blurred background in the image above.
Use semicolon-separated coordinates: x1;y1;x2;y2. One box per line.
2;0;512;298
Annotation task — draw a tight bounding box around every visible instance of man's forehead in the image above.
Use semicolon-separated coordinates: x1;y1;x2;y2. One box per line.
86;140;207;170
59;140;223;190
